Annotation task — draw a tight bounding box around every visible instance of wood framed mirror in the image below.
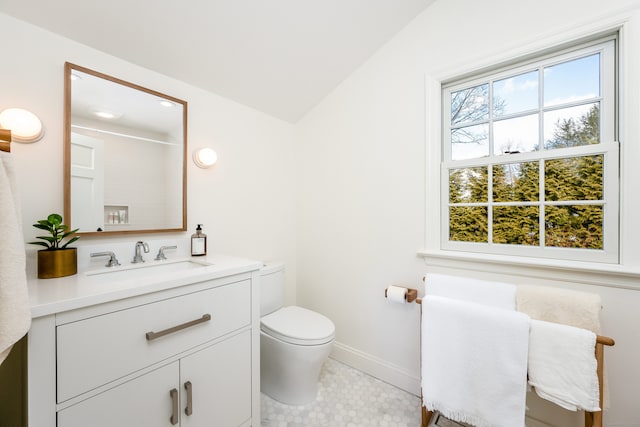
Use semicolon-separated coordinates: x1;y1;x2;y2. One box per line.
64;62;187;235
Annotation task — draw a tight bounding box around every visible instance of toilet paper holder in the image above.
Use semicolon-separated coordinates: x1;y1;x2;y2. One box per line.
384;286;418;303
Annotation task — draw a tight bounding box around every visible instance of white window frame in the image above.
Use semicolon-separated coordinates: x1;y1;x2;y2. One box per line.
439;36;619;264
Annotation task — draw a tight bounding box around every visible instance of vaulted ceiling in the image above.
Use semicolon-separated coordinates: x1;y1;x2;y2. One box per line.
1;0;435;122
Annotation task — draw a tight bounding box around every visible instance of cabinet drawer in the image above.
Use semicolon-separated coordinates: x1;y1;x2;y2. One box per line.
57;280;250;403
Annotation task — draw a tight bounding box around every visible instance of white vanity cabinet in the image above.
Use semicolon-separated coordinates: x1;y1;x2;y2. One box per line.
57;331;251;427
26;259;261;427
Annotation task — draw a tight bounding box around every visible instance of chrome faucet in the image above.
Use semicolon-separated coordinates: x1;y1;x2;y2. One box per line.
155;245;177;261
132;241;149;263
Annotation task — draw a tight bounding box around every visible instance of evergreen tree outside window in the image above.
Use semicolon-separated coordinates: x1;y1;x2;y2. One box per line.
441;37;618;263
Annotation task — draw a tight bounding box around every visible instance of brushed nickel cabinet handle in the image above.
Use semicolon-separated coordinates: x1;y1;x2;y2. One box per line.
169;388;179;425
184;381;193;416
146;314;211;341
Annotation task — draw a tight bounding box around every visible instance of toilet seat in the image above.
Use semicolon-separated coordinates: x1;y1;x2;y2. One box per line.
261;306;335;346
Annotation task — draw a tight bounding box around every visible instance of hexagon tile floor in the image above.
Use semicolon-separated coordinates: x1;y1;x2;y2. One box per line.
260;358;422;427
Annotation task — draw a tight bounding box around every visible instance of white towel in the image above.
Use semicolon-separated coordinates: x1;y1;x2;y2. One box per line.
0;152;30;365
425;273;516;310
528;319;600;412
421;295;529;427
516;285;601;333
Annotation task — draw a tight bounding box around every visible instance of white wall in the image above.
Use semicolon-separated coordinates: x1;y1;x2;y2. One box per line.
6;2;640;425
296;1;640;426
0;13;298;303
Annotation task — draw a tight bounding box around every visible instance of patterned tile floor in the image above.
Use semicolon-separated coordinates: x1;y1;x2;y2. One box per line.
261;358;422;427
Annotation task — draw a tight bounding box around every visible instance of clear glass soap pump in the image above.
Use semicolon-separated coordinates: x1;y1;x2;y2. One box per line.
191;224;207;256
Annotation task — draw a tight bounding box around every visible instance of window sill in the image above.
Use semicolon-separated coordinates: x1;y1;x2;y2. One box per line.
417;249;640;290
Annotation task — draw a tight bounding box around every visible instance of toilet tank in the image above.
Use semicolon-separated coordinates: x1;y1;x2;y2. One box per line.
260;262;285;316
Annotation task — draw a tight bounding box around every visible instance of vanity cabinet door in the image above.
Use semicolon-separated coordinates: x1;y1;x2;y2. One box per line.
181;330;252;427
56;330;252;427
57;362;179;427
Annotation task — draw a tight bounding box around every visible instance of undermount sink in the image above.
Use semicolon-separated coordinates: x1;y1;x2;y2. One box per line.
86;260;212;280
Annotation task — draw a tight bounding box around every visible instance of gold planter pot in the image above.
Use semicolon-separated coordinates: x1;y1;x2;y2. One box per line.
37;248;77;279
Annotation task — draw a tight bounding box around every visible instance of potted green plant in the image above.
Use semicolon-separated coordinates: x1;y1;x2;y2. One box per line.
30;213;80;279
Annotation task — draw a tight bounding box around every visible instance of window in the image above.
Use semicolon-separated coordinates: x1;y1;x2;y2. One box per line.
441;37;618;263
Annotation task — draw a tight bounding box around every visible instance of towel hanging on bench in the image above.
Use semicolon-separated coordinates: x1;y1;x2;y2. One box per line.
516;285;601;334
528;319;600;412
421;295;529;427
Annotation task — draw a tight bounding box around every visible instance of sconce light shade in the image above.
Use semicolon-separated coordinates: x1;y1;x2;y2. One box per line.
193;148;218;168
0;108;44;143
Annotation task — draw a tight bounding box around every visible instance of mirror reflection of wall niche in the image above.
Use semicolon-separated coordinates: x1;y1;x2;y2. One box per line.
65;63;187;235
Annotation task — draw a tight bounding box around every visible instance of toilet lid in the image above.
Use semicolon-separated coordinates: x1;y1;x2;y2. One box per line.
261;306;335;346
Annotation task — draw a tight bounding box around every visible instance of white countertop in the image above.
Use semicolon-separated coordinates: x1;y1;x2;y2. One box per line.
28;253;262;318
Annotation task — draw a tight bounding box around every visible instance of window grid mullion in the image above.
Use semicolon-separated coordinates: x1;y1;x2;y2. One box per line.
487;164;493;244
538;65;545;152
487;78;495;245
539;159;546;248
538;68;545;248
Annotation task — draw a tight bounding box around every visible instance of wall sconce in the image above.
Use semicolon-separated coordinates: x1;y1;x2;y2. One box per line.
193;148;218;169
0;108;44;143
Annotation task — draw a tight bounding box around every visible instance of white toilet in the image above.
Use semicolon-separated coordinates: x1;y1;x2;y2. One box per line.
260;262;335;405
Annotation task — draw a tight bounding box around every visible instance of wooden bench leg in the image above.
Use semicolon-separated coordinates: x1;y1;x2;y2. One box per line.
585;410;594;427
585;341;607;427
422;406;433;427
585;409;603;427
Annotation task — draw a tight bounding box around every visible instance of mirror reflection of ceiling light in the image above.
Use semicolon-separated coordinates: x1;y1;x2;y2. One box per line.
0;108;44;143
159;100;175;108
88;107;122;120
70;72;82;81
93;111;117;119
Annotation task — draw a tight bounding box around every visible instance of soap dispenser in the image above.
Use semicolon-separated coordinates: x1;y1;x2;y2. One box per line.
191;224;207;256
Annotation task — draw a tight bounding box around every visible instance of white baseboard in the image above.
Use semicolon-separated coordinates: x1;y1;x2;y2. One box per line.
330;341;421;396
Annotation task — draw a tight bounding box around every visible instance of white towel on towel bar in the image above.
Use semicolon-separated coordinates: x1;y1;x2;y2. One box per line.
0;152;30;366
421;295;529;427
425;273;516;310
528;319;600;412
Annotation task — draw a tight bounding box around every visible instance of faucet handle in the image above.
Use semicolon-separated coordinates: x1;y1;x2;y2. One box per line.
90;251;121;268
155;245;178;261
